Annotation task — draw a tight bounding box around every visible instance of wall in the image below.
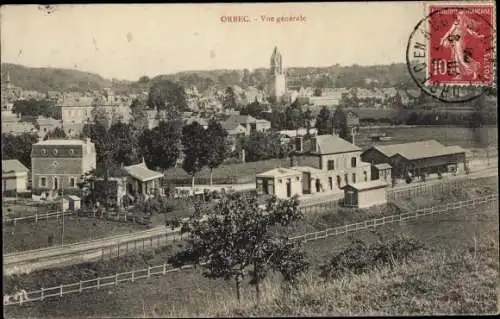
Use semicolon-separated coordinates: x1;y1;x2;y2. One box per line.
273;175;302;199
2;173;27;192
358;187;387;208
318;151;372;190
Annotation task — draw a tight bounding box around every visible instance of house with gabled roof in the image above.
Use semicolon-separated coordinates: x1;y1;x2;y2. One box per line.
223;114;271;136
290;134;372;193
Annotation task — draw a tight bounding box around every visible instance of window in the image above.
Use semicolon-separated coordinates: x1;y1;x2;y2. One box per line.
327;160;335;171
344;173;349;185
69;149;75;155
40;177;47;187
364;171;368;182
52;149;58;155
352;173;356;184
329;177;333;190
351;157;357;168
69;177;76;187
52;161;58;168
41;148;47;155
337;176;341;188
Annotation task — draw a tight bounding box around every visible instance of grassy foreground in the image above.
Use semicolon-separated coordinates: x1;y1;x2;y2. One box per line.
166;246;499;317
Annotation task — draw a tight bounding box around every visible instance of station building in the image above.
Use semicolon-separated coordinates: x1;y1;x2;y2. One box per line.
361;140;466;180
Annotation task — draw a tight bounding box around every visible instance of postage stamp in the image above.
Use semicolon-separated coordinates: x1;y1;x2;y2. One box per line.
427;4;495;86
406;2;496;103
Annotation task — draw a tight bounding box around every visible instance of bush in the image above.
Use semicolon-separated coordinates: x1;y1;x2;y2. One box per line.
320;235;425;280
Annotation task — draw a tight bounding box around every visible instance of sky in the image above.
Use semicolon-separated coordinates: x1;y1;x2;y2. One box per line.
1;3;426;81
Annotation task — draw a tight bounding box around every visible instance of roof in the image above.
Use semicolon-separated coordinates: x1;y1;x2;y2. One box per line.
256;167;301;178
342;180;388;191
123;162;163;182
291;166;324;174
34;139;88;146
67;195;81;201
374;140;466;161
2;159;29;173
312;135;361;154
368;140;442;158
374;163;392;170
221;121;244;131
225;115;257;124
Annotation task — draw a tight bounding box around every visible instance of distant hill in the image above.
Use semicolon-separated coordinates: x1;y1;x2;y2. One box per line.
1;63;115;93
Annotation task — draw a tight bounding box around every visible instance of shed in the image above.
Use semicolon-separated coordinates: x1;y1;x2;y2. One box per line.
62;195;81;212
256;167;302;199
372;163;392;181
2;159;30;195
342;180;388;209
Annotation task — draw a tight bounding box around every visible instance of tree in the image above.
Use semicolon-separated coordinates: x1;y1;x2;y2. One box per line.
138;75;150;84
332;106;351;142
205;119;230;185
147;79;188;119
1;132;39;168
315;106;333;135
107;122;140;166
181;122;209;193
222;86;237;110
241;131;290;162
240;100;265;118
12;99;60;119
303;108;313;136
139;120;182;171
43;127;67;140
284;99;303;130
169;193;309;303
313;88;322;97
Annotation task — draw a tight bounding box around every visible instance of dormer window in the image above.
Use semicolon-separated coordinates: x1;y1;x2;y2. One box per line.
41;149;47;156
69;149;75;155
52;149;59;156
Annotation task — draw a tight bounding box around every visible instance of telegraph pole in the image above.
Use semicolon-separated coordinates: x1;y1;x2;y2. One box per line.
61;183;65;246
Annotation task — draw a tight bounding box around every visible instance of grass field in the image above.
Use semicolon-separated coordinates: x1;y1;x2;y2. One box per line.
2;216;150;253
5;183;498;317
2;202;59;219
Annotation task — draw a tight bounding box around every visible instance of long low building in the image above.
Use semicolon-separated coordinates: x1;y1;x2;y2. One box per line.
361;140;467;179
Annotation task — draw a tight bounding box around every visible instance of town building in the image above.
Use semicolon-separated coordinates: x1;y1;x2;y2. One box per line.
371;163;392;182
30;138;97;195
221;121;246;152
36;116;63;139
342;179;389;208
268;46;287;102
222;115;271;136
292;134;372;192
121;160;164;202
2;159;30;196
256;167;302;199
361;140;467;180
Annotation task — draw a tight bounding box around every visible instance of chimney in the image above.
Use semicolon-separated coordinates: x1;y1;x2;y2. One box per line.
85;137;91;144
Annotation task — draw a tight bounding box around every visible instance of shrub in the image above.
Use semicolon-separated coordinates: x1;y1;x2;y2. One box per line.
320;235;426;280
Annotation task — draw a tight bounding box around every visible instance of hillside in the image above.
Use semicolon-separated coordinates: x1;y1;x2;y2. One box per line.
1;63;115;93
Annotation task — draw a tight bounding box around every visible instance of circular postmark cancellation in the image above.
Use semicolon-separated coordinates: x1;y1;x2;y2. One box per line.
406;4;496;103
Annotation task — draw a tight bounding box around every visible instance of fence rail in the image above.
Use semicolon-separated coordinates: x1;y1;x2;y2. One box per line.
3;211;72;225
4;193;497;307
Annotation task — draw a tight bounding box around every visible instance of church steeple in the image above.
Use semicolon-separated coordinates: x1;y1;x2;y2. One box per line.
270;46;283;75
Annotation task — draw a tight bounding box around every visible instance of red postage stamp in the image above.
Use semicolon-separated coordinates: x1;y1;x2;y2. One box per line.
427;4;495;86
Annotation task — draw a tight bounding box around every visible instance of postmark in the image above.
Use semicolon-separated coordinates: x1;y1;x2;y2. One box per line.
406;3;496;103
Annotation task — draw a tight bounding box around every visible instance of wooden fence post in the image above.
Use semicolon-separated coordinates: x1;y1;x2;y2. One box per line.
117;244;120;258
60;285;63;297
35;211;38;223
148;266;151;278
163;263;167;275
79;281;83;292
40;287;44;301
131;269;135;282
115;273;119;285
97;277;100;289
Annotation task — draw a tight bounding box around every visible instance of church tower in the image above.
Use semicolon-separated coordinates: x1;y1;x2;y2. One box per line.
268;46;286;102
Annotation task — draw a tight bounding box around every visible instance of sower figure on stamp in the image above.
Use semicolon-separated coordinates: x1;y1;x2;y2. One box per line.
440;10;486;80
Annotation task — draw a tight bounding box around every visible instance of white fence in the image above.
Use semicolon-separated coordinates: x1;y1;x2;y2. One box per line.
4;193;497;307
386;177;474;203
289;193;497;242
3;211;72;225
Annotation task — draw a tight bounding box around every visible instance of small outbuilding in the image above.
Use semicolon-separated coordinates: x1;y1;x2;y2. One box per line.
62;195;81;212
342;180;389;209
372;163;392;182
256;167;302;199
2;159;30;196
